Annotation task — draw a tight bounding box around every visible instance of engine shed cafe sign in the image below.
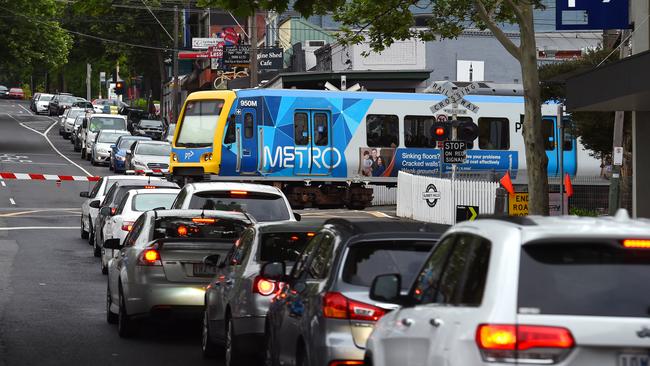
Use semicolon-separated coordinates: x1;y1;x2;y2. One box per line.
257;47;283;70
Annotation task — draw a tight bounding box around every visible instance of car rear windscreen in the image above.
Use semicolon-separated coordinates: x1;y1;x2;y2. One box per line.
132;193;178;212
518;242;650;317
342;240;434;289
90;117;126;132
260;232;313;263
188;191;290;222
153;217;247;240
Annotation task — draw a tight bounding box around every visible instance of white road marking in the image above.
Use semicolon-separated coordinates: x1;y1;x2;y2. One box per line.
0;181;5;187
17;104;33;115
0;226;80;231
8;114;93;176
9;198;15;205
369;211;394;219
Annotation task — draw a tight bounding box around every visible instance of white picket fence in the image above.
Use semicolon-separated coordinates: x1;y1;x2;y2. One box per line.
369;185;397;206
396;171;499;224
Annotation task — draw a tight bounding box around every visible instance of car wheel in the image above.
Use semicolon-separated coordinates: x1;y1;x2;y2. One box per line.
296;346;310;366
201;307;220;358
101;257;108;275
225;316;245;366
109;160;114;171
88;218;94;246
80;215;89;239
91;154;97;166
118;288;135;338
93;233;101;257
74;143;81;152
264;327;278;366
106;283;118;324
363;351;374;366
81;148;86;159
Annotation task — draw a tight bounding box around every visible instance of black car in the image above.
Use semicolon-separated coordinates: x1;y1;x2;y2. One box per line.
48;93;76;116
260;219;446;366
132;119;165;140
0;85;8;99
89;179;179;263
72;98;93;109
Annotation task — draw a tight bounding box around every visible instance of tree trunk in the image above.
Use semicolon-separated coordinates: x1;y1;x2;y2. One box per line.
519;5;550;215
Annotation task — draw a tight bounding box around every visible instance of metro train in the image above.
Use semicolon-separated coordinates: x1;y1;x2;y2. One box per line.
169;88;600;208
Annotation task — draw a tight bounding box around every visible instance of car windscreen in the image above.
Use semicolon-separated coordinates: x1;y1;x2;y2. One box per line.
89;117;126;132
39;94;53;101
153;216;247;240
111;184;174;206
59;95;76;103
260;232;315;263
518;241;650;318
342;240;435;289
118;138;143;149
135;143;171;156
67;110;84;119
188;191;290;222
175;100;224;147
132;193;178;212
139;120;163;128
98;132;128;143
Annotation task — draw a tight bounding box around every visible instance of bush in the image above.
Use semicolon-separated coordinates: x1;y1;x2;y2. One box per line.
569;207;599;217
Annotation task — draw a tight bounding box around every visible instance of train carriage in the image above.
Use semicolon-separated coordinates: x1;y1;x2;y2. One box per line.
169;88;600;209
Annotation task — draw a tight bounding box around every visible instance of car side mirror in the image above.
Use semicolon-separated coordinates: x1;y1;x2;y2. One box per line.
89;200;101;208
293;212;301;222
79;191;90;198
369;273;402;304
260;261;286;282
103;238;122;250
203;254;221;267
126;150;132;155
110;144;116;149
82;119;88;128
99;206;113;216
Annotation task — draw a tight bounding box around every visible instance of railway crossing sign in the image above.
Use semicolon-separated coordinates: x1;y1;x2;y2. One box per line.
436;114;448;122
442;140;468;164
427;81;481;113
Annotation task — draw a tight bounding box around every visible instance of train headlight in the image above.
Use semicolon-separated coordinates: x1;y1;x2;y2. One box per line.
171;153;178;162
203;153;213;162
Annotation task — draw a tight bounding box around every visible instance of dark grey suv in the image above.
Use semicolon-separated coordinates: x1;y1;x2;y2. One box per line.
261;219;446;366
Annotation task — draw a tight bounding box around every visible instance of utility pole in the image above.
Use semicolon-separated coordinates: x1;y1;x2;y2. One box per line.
173;5;180;122
86;63;92;101
249;11;258;88
608;30;629;215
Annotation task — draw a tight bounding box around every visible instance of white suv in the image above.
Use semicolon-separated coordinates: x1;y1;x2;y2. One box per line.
365;211;650;366
170;182;298;222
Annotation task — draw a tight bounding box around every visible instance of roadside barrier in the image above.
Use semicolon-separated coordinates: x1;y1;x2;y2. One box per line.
0;171;100;182
396;171;498;224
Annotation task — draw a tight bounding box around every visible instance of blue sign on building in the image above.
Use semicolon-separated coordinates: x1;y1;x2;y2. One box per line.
556;0;631;30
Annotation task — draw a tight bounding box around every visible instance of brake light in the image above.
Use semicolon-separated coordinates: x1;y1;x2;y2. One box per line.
476;324;574;363
307;232;316;237
230;190;248;196
192;218;216;224
253;276;276;296
144;185;156;189
137;248;162;266
322;292;387;321
623;239;650;248
290;235;300;241
121;221;134;231
111;207;117;215
328;361;364;366
177;225;188;236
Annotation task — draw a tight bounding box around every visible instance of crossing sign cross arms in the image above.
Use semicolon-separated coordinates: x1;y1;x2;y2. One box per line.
556;0;631;30
426;81;481;114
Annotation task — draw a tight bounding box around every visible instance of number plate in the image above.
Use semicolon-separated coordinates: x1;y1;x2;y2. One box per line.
192;263;217;277
619;354;650;366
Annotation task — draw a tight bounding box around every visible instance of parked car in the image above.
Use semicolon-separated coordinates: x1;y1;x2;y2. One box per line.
105;210;254;337
81;114;128;160
91;129;131;166
34;93;54;114
80;175;168;246
262;219;444;366
8;88;25;100
170;182;299;222
0;85;8;98
59;108;87;138
132;119;165;140
364;212;650;366
100;188;180;274
91;179;179;258
71;115;85;151
109;135;152;173
201;222;322;359
72;97;93;109
125;140;171;172
163;123;176;143
48;93;76;116
92;98;126;114
30;92;41;111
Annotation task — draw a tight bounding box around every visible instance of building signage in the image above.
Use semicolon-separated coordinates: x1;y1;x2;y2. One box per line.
422;184;441;208
556;0;631;30
223;45;251;65
257;47;283;70
192;37;223;49
442;140;468;164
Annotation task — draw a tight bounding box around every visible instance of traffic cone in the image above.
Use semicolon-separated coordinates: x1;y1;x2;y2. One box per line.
564;173;574;198
500;171;515;195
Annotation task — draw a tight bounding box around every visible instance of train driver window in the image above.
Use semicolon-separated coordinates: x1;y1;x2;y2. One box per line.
366;114;399;148
542;118;555;150
294;113;309;145
404;116;436;148
244;113;254;138
224;114;236;144
478;118;510;150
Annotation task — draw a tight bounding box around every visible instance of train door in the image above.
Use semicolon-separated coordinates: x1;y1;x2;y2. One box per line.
542;116;559;176
561;117;577;176
239;108;258;173
292;110;332;176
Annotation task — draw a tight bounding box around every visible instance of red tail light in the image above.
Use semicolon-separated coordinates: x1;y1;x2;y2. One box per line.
476;324;574;363
230;190;248;196
192;218;216;224
137;248;162;266
111;207;117;215
328;361;364;366
121;221;134;231
623;239;650;248
322;292;387;322
253;276;276;296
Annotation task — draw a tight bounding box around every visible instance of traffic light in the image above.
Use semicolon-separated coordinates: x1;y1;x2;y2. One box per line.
115;81;125;95
456;119;479;143
431;122;450;142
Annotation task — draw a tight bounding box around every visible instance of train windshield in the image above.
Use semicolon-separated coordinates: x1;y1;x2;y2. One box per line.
176;100;224;147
